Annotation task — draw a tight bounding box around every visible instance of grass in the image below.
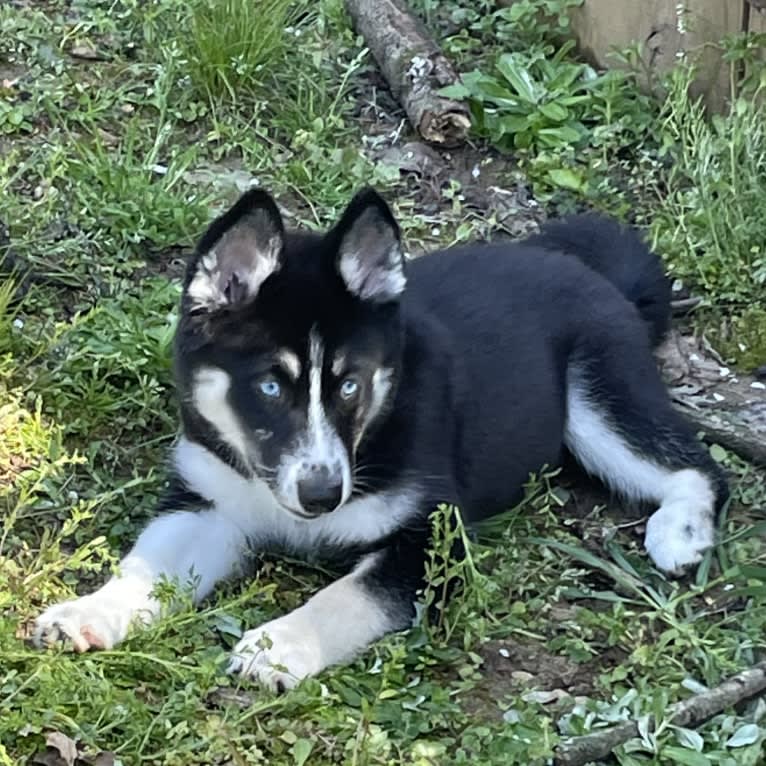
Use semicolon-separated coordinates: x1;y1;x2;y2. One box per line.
184;0;301;102
650;66;766;308
1;0;765;764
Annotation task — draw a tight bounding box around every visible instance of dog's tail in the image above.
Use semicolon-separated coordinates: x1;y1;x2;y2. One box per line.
528;214;672;347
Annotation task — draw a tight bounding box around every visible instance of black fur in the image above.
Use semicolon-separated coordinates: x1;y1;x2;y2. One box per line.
34;189;730;685
526;214;672;346
173;188;728;634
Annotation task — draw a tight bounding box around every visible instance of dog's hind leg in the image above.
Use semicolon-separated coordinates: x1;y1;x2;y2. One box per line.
563;338;728;574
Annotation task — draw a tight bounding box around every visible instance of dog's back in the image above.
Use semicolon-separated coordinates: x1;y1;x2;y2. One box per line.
525;214;672;347
398;215;673;520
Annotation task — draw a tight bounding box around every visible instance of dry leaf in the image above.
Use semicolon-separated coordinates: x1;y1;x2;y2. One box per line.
31;732;116;766
32;733;76;766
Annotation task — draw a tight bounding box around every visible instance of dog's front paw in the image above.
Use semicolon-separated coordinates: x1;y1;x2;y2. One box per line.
644;503;714;574
34;595;134;653
228;616;322;692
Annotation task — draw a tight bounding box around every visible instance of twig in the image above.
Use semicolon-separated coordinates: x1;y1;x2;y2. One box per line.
556;661;766;765
671;296;702;314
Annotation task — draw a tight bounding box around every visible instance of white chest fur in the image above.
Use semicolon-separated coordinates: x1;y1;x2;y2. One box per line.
173;437;420;552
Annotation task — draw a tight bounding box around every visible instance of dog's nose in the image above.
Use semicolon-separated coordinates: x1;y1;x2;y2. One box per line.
297;470;343;515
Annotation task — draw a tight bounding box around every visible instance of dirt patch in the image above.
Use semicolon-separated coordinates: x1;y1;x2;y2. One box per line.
481;639;626;696
351;62;544;244
467;638;628;720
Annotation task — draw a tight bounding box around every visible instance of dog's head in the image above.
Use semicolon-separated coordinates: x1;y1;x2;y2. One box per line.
175;188;406;519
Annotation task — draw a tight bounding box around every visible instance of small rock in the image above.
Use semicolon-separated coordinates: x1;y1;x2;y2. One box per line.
713;393;725;402
498;647;510;658
521;688;571;705
750;381;766;390
510;670;534;684
70;44;103;61
549;603;580;621
719;366;730;377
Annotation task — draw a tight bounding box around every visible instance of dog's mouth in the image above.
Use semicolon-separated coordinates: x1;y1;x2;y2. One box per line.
283;505;323;521
266;485;344;521
257;452;353;521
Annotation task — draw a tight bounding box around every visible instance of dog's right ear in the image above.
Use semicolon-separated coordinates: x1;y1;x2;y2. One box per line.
185;189;284;313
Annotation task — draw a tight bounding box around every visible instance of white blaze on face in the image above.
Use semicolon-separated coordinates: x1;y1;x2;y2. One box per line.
307;327;330;458
275;327;352;513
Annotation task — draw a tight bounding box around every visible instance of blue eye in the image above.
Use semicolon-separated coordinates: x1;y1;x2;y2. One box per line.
259;378;281;398
340;378;359;400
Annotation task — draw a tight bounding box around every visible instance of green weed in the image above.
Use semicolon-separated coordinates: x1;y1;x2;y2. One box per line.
183;0;301;102
650;66;766;308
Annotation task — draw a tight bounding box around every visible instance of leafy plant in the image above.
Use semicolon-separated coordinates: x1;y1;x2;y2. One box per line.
442;42;594;153
441;33;658;196
650;64;766;307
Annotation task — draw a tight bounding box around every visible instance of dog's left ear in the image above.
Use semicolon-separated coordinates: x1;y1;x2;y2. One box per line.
185;189;284;313
335;189;406;303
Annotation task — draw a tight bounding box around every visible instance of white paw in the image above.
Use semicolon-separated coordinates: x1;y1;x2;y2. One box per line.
227;616;322;692
644;503;715;573
34;594;134;652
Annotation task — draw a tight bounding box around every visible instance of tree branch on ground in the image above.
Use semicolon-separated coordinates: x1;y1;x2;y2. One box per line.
345;0;470;145
555;660;766;766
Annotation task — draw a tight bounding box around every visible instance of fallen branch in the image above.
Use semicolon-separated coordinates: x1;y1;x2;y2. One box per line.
556;661;766;766
345;0;471;145
676;404;766;466
657;331;766;467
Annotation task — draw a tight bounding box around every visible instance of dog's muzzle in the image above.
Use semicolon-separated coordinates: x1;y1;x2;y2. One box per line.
296;465;343;515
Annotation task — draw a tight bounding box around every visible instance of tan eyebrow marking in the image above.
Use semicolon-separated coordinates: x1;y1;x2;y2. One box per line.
277;350;301;381
331;351;346;377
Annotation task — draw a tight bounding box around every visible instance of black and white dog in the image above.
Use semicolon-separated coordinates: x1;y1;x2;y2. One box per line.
34;188;728;691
